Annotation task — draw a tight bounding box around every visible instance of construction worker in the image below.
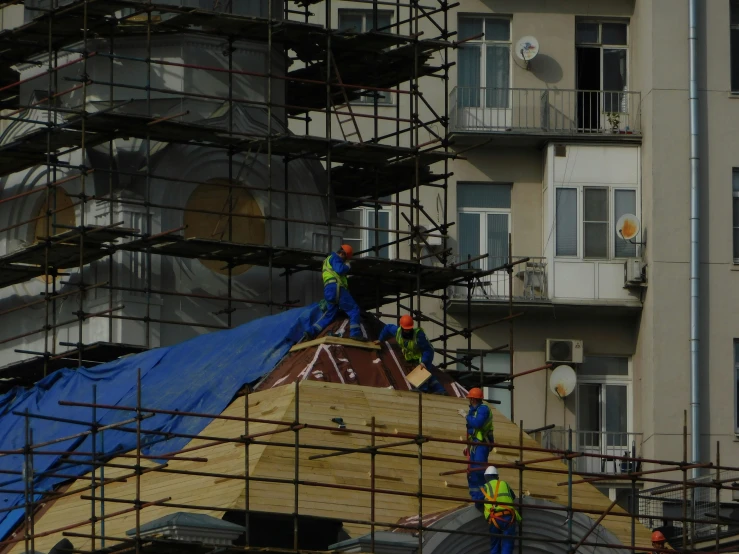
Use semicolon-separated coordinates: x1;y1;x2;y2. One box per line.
375;315;445;394
480;466;520;554
651;530;668;554
458;387;494;503
310;245;363;339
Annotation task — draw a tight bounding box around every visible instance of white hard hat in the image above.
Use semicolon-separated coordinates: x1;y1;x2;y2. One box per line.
484;466;499;477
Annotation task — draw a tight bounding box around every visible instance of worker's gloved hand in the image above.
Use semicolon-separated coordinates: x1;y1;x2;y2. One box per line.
420;362;427;369
345;262;352;269
372;340;381;345
457;409;467;418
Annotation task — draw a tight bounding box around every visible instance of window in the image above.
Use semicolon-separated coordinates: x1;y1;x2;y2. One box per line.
457;16;511;108
458;183;511;269
576;356;631;465
555;186;637;259
338;9;393;104
735;341;739;434
338;199;394;259
732;1;739;92
575;21;628;131
733;169;739;262
456;351;511;419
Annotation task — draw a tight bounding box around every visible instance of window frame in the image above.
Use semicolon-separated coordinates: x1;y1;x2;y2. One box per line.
554;185;639;260
338;202;396;260
457;182;512;270
731;0;739;92
733;169;739;263
575;20;630;118
735;340;739;435
456;15;513;105
337;8;395;105
575;355;633;436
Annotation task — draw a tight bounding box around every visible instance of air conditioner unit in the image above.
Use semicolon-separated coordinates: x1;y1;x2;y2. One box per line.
624;258;644;286
546;339;583;364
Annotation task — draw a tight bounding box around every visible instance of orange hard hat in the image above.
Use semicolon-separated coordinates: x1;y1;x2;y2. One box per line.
651;531;666;543
399;315;414;329
467;387;484;400
340;244;354;259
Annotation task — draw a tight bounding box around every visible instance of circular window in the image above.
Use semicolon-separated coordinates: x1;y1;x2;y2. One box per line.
31;188;77;283
183;180;266;276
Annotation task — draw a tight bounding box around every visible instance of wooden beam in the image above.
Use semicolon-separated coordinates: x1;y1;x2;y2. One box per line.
289;336;382;352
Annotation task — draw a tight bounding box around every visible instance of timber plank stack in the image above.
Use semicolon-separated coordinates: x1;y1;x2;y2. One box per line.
6;382;652;553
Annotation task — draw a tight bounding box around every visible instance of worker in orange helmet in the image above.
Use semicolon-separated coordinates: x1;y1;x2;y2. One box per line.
459;387;494;505
375;315;446;394
310;244;364;339
650;530;669;554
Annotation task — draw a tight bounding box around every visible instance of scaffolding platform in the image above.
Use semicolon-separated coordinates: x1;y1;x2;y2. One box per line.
0;225;138;289
115;234;476;309
0;0;449;113
0;341;147;390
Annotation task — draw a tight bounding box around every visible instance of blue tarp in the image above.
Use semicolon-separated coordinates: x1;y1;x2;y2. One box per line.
0;303;325;541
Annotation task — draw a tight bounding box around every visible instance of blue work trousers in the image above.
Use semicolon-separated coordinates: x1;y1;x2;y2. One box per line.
489;515;516;554
312;283;362;338
468;442;491;502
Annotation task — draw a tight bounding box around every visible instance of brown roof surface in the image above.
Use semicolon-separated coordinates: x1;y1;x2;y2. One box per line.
255;315;466;397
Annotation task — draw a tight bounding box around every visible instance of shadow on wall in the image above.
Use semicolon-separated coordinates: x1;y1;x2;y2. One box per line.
529;55;564;85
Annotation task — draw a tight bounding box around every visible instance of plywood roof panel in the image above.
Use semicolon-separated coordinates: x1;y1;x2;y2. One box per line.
5;382;653;554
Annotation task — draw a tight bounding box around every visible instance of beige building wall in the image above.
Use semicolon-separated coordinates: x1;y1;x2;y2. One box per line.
287;0;739;477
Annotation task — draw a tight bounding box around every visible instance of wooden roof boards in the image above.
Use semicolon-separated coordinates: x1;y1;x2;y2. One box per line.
5;381;653;554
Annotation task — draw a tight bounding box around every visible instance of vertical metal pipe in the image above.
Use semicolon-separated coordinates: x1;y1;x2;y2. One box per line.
683;410;689;546
517;420;523;554
244;388;250;546
688;0;701;476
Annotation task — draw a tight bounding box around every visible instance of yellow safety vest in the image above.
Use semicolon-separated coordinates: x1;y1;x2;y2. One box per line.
322;254;348;288
481;479;521;524
395;327;424;362
468;404;494;442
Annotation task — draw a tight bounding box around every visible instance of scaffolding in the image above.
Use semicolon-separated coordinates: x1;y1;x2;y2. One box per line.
1;377;738;554
0;0;522;388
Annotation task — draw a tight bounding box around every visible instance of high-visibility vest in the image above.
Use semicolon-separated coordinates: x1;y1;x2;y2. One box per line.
322;254;348;288
395;327;425;362
481;479;521;524
468;404;494;442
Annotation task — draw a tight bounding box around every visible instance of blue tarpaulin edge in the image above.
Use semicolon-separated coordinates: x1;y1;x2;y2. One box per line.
0;302;325;541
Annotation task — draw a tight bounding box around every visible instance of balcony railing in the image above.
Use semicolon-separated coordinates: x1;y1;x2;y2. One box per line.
450;87;642;136
537;428;643;476
448;256;548;302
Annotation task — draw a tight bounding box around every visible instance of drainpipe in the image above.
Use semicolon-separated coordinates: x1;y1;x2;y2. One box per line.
688;0;701;477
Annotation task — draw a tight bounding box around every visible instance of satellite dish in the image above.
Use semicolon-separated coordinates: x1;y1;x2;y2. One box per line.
515;36;540;62
549;365;576;398
616;213;641;241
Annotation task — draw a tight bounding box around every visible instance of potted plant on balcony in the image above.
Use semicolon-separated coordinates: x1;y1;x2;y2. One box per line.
605;111;621;133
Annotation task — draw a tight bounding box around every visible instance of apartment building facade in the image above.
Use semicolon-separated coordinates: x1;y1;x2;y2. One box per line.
302;0;739;498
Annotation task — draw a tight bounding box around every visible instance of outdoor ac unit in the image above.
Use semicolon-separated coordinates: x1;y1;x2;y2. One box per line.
545;339;583;364
624;258;644;286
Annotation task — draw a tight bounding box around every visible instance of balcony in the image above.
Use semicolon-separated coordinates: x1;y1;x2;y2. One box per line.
537;428;644;476
447;256;548;303
449;87;642;140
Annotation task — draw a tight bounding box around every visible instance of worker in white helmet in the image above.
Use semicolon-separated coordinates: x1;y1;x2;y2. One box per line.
480;466;521;554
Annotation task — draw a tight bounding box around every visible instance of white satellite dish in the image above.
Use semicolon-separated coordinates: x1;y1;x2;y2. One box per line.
549;365;576;398
515;36;540;62
616;213;641;241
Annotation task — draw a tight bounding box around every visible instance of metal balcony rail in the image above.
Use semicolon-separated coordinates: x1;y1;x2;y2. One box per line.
450;87;642;135
538;428;644;475
448;255;548;302
638;469;739;541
